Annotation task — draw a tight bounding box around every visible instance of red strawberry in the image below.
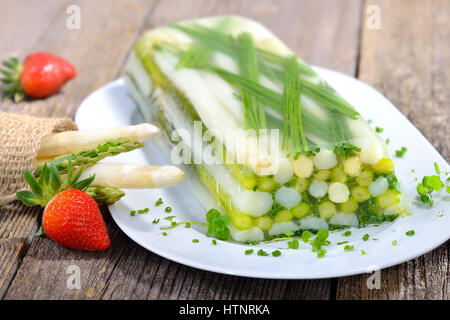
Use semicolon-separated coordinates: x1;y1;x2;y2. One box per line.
16;162;111;251
43;189;110;251
1;52;76;101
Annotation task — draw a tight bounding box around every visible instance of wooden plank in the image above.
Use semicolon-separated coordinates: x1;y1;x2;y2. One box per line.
0;239;27;298
336;0;450;300
0;0;159;298
3;0;362;299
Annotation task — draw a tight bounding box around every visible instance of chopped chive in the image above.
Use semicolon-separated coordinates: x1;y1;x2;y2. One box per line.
236;32;266;131
361;250;367;255
375;126;384;133
405;230;415;236
257;249;269;256
434;162;440;174
130;210;136;216
362;233;369;241
155;198;163;206
212;239;217;245
245;249;254;255
344;245;354;252
337;241;349;245
165;206;172;213
395;147;407;158
342;231;351;237
192;239;199;243
392;240;398;246
272;250;281;257
152;219;160;224
164;216;176;221
176;43;212;70
162;232;167;236
185;222;191;228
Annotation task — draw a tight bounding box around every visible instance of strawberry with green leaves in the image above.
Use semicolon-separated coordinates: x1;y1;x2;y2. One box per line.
17;162;110;251
1;52;76;102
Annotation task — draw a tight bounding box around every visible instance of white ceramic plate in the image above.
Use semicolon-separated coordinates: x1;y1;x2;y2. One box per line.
75;67;450;279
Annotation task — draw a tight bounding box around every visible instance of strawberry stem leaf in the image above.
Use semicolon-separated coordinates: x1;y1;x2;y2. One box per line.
0;56;24;102
24;168;43;198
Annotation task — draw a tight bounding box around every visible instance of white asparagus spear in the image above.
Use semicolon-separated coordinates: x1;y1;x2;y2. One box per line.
38;123;159;158
79;163;185;189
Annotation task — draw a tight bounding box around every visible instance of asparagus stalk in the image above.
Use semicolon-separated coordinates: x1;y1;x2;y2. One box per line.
85;186;125;206
38;123;159;158
79;163;185;189
35;140;143;177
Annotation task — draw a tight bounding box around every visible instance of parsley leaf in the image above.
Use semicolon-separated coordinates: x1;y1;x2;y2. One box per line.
301;230;313;243
311;229;330;257
288;239;299;249
206;209;231;240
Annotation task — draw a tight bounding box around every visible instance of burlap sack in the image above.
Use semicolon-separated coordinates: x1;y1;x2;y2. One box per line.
0;111;77;205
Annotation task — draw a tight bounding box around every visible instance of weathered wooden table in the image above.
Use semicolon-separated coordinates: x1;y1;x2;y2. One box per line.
0;0;448;300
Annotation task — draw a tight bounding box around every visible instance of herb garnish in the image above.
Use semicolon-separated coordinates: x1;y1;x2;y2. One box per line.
344;245;354;252
301;230;313;243
405;230;415;236
310;229;330;258
395;147;407;158
416;162;449;206
362;233;370;241
206;209;231;240
192;239;199;243
155;198;163;206
245;249;254;255
288;239;299;249
375;127;384;133
272;250;281;257
333;142;361;159
342;231;351;237
257;249;269;256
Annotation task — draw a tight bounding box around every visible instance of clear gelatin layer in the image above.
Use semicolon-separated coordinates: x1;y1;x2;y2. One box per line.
124;15;410;242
